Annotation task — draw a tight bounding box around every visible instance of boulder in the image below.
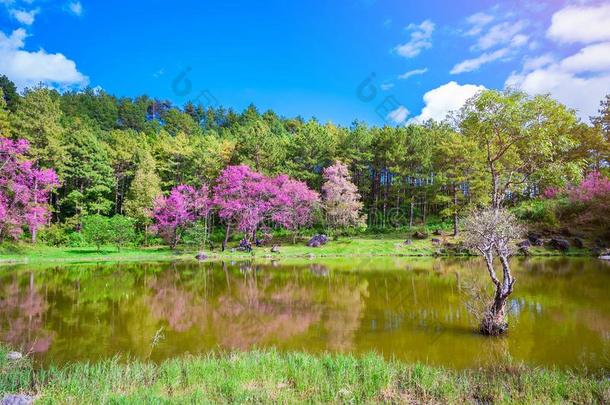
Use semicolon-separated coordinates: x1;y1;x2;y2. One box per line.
403;239;413;245
431;238;441;245
413;231;428;240
572;238;585;249
598;249;610;260
6;352;22;361
307;234;328;247
1;395;33;405
527;232;544;246
433;229;444;236
548;238;570;251
517;240;531;248
271;245;280;253
195;252;208;261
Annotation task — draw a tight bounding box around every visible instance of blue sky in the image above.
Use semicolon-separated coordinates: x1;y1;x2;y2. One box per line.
1;0;609;124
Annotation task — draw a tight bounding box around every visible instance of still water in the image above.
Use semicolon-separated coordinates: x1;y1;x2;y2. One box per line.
1;257;609;369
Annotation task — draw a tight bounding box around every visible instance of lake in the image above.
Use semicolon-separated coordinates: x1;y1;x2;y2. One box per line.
1;257;609;369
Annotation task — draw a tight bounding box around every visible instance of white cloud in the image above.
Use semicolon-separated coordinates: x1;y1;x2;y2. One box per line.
559;42;610;73
474;20;525;50
0;28;89;89
522;53;555;72
450;48;509;74
465;12;494;36
394;20;434;58
68;1;83;16
380;82;394;90
547;4;610;44
398;68;428;80
412;81;486;122
10;8;39;25
506;42;610;121
506;67;610;121
386;105;409;124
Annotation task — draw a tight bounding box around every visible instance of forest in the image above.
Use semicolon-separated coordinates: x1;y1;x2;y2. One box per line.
0;73;609;250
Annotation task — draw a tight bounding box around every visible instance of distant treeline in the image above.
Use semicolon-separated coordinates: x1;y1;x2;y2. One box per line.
0;74;608;240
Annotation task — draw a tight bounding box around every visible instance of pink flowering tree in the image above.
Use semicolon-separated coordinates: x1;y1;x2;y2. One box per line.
0;138;59;243
151;184;211;249
272;175;320;243
212;165;276;246
568;171;610;202
321;161;365;238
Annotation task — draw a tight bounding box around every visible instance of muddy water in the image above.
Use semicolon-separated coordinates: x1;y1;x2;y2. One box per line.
1;257;609;369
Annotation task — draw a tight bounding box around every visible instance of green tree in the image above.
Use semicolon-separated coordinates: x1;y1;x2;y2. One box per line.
459;89;578;208
0;89;10;138
11;87;66;173
81;214;111;251
61;122;115;217
108;215;136;251
0;75;19;112
123;149;162;243
432;124;488;235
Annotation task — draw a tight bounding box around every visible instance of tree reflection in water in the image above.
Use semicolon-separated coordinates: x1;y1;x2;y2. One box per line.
0;272;53;353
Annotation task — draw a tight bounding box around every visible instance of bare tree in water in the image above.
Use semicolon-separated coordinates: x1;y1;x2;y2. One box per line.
464;208;523;335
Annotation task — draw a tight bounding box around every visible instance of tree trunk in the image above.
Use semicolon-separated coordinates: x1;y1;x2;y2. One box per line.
453;184;459;237
223;222;231;249
480;252;515;335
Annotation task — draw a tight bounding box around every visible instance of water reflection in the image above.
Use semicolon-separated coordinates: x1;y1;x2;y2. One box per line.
0;257;609;369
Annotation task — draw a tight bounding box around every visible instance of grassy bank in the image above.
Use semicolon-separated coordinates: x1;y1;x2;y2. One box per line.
1;347;608;404
0;234;591;265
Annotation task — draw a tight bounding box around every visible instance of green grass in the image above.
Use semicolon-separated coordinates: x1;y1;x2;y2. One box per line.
0;234;592;265
1;347;608;404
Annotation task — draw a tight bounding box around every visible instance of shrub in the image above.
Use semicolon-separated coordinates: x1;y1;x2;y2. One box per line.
511;199;559;226
81;215;111;251
38;224;71;247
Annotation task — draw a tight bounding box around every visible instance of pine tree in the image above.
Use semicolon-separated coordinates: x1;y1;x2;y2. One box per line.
124;149;162;242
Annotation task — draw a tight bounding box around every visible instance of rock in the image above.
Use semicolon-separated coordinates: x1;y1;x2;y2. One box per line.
548;238;570;251
528;232;544;246
517;240;531;248
6;352;22;361
413;231;428;240
431;238;441;245
519;246;530;256
307;234;328;247
1;395;33;405
433;229;444;236
271;245;280;253
597;249;610;260
195;252;208;261
572;238;585;249
230;248;236;253
403;239;413;245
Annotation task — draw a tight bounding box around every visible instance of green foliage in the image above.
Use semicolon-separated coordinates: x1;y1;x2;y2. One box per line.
108;215;137;251
38;224;71;247
512;199;561;226
81;214;111;250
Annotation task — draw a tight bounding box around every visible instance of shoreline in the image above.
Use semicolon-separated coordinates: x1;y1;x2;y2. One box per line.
0;239;595;266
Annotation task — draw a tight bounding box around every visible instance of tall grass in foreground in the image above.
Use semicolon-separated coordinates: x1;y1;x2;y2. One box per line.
1;347;609;404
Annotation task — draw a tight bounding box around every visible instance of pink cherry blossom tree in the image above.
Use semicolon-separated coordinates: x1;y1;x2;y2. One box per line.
568;171;610;202
212;165;277;246
321;161;365;237
0;138;59;243
272;174;320;243
151;184;211;249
